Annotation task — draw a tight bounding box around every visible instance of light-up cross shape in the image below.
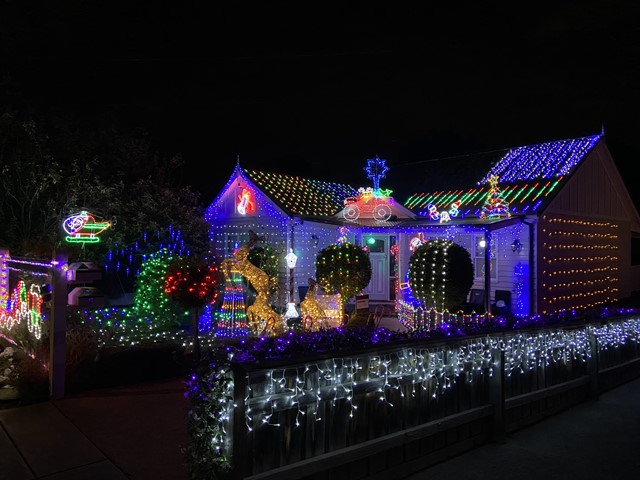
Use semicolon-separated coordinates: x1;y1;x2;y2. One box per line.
364;155;389;191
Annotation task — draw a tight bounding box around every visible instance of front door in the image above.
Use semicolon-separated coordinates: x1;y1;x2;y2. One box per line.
362;234;390;301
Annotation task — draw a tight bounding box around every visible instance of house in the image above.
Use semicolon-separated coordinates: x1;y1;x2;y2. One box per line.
205;133;640;325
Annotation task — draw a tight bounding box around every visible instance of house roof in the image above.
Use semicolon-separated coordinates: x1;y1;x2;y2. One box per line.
399;134;602;218
244;169;358;217
219;133;605;222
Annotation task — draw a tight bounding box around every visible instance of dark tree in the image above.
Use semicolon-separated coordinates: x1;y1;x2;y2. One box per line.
0;109;209;263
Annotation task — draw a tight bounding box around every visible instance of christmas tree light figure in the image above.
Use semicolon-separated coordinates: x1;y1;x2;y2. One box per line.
215;270;249;336
480;174;511;219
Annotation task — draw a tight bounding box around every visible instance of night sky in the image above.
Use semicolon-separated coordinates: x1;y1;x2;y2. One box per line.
3;2;640;206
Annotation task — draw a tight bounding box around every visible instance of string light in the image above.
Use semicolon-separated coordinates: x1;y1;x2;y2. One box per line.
540;215;621;314
245;170;357;217
481;134;601;184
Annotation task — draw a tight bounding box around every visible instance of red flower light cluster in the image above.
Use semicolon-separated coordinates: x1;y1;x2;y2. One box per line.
164;257;223;309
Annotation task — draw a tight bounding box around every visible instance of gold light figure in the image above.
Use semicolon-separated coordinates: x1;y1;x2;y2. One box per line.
221;231;283;335
299;277;326;332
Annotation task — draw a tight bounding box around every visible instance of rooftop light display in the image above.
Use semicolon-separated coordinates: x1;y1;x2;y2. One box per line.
404;135;601;218
405;178;563;218
246;170;357;217
480;134;601;184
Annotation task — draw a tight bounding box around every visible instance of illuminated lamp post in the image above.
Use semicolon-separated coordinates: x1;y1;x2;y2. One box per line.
284;249;299;319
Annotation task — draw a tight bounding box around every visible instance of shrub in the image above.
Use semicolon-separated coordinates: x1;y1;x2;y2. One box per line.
316;242;371;325
408;239;474;311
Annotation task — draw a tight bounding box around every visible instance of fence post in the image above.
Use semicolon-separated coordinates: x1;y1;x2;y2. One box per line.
588;330;599;400
0;250;8;309
489;346;506;443
231;366;248;479
50;250;68;400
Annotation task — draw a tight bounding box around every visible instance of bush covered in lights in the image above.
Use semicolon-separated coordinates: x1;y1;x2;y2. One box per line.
408;239;473;311
316;242;371;310
165;255;224;360
164;256;224;309
130;248;187;328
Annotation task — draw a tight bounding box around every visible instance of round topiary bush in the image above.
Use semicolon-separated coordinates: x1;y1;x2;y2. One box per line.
315;242;372;311
408;238;474;311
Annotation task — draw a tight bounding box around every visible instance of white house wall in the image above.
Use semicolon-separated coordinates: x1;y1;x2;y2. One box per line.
291;221;347;303
207;172;292;307
540;141;640;310
397;222;531;316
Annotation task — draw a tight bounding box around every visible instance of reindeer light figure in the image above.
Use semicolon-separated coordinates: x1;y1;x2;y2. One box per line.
299;277;327;332
221;231;283;336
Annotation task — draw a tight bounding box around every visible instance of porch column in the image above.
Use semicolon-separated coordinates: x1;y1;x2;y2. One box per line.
484;230;491;312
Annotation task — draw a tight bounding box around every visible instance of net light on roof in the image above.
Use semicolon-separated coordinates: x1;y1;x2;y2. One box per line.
480;135;600;184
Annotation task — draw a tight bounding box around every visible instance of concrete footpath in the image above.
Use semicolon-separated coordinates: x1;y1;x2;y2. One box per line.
1;371;640;480
403;376;640;480
0;377;190;480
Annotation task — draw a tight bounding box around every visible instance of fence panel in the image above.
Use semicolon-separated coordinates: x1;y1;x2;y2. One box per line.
211;316;640;479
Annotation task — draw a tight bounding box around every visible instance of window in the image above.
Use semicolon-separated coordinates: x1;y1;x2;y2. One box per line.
474;234;497;279
475;258;497;279
365;237;385;253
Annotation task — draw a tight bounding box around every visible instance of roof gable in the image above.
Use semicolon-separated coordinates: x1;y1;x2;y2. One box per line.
205;165;290;222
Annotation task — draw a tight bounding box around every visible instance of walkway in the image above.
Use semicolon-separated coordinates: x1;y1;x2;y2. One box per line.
403;376;640;479
0;377;190;480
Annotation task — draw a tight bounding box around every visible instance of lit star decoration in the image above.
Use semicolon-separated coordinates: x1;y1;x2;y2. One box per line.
364;155;389;191
62;210;112;243
342;157;395;222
